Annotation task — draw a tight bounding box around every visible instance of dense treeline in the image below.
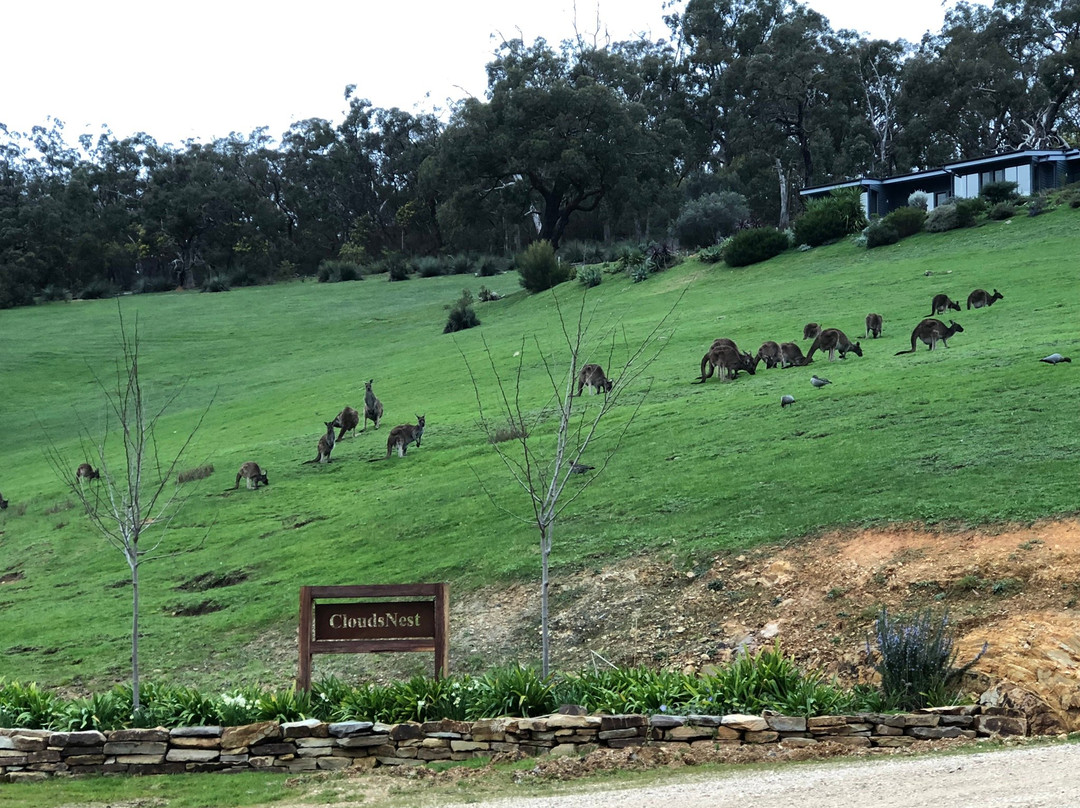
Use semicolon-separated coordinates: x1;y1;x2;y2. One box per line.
1;0;1077;306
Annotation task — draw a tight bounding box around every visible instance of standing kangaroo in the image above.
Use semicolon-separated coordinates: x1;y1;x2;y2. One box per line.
895;319;964;354
381;415;426;459
333;406;360;440
577;363;613;395
967;288;1003;309
756;341;784;369
865;313;883;338
305;421;337;464
76;463;100;481
931;293;962;314
699;345;757;381
803;323;821;340
780;342;808;368
234;462;269;490
362;380;383;431
806;328;863;362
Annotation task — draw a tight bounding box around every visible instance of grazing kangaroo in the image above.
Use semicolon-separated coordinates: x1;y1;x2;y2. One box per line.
577;363;614;395
865;313;883;339
381;415;426;459
803;322;821;340
806;328;863;362
699;345;757;381
0;491;7;510
931;293;962;314
76;463;100;481
756;341;783;369
362;380;383;431
780;342;808;368
304;421;337;464
333;406;360;441
967;288;1003;309
895;319;964;354
234;462;269;490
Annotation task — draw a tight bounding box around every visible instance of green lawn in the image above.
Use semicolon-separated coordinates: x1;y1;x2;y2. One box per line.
1;208;1077;690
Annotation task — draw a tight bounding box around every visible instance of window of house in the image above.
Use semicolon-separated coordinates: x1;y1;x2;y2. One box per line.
935;191;951;207
980;168;1006;186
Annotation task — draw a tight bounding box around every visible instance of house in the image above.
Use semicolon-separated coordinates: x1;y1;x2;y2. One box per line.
800;148;1080;217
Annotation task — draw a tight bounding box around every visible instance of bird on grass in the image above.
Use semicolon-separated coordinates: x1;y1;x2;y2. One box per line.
781;395;796;408
1040;353;1072;365
569;462;595;474
810;375;832;388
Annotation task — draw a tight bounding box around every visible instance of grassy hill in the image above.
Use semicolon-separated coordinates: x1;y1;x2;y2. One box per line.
1;207;1077;691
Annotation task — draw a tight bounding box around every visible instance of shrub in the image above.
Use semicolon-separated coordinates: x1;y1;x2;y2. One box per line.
793;189;867;247
559;240;603;265
377;253;410;282
577;266;602;288
201;276;231;293
477;285;502;302
698;244;725;264
413;256;445;278
672;191;751;248
646;242;679;272
517;240;568;293
39;284;71;302
980;180;1018;205
476;255;507;277
444;289;480;333
954;197;986;227
134;275;176;294
907;191;929;210
176;464;214;484
724;227;790;267
868;607;986;710
317;260;363;283
628;262;650;283
988;202;1016;220
882;206;926;238
865;220;901;249
0;262;37;309
1026;195;1048;217
228;265;266;287
925;203;960;233
449;254;473;275
78;279;117;300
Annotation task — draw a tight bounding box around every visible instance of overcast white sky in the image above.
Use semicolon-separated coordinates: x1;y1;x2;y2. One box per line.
2;0;990;146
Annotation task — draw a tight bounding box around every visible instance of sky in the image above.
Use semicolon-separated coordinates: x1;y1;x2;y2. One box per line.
2;0;991;147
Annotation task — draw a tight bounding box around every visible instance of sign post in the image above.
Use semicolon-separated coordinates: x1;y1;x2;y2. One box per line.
297;583;449;690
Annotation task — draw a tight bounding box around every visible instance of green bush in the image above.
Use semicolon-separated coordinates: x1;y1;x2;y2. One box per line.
413;256;445;278
134;275;175;294
925;204;960;233
317;260;363;283
39;284;71;302
201;276;231;293
883;206;926;238
476;255;507;277
955;197;987;227
377;253;410;282
78;279;117;300
793;189;867;247
724;227;790;267
672;191;750;248
559;240;604;265
577;266;602;288
449;254;473;275
980;180;1018;205
444;289;480;333
698;244;726;264
865;220;901;249
988;202;1017;220
1026;195;1048;217
517;240;568;293
907;191;929;210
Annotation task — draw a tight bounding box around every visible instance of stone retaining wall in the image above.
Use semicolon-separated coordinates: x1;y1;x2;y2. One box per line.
0;706;1028;781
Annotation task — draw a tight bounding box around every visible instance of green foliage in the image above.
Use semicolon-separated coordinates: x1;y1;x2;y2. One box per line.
559;240;604;265
794;189;867;247
316;260;363;283
869;607;986;711
449;254;474;276
0;680;62;729
201;276;231;293
77;279;117;300
444;288;480;333
925;203;960;232
516;240;568;293
577;266;602;288
413;256;446;278
882;206;926;238
907;191;929;210
988;202;1017;220
865;220;900;249
980;180;1019;205
1026;195;1048;217
475;255;508;277
954;197;987;227
468;664;557;719
723;227;789;267
672;191;750;248
698;244;726;264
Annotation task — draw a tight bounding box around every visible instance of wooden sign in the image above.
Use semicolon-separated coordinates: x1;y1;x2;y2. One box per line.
297;583;449;689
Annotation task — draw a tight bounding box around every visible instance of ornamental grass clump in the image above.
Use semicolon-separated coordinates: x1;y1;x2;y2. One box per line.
868;607;986;711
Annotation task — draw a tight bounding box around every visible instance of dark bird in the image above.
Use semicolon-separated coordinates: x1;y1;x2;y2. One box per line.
810;375;832;388
570;462;595;474
781;394;795;408
1040;353;1072;365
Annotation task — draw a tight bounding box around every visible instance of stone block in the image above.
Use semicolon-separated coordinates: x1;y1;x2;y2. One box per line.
248;755;276;768
600;715;647;732
766;716;807;733
451;740;489;752
744;731;780;744
317;756;352;770
666;726;715;741
337;734;390;748
606;738;645;748
907;726;964;740
283;758;317;771
328;721;375;738
3;735;47;751
110;729;169;743
282;719;323;738
722;714;768;732
544;714;601;730
389;723;424;741
822;736;871;748
166;748;221;763
296;746;332;758
170;726;223;738
470;720;508;742
650;715;685;729
27;750;61;763
220;754;249;765
417;748;452;761
187;762;226;772
872;736;916;748
7;771;48;782
104;742;168;756
807;716;847;729
974;715;1027;737
222;721;281;749
598;728;641;741
63;754;105;765
114;754;167;764
779;737;818;748
350;756;378;770
902;714;940;728
420;719;470;735
940;715;975;727
296;737;336;748
376;756;423;767
249;743;296;757
686;714;724;727
52;730;106;747
169;736;221;749
874;724;904;736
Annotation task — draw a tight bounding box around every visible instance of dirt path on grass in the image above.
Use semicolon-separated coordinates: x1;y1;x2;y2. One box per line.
468;742;1080;808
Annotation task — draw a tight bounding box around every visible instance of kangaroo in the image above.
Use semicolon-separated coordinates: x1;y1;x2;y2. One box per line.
234;462;269;490
699;345;757;381
577;363;613;395
333;406;360;441
803;322;821;340
381;415;426;459
76;463;100;481
865;313;883;339
756;341;783;369
0;491;7;510
362;380;383;431
895;318;964;354
930;293;961;314
806;328;863;362
304;421;337;464
967;288;1003;309
780;341;808;368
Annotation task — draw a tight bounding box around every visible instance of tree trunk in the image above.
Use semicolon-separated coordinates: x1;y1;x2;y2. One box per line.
776;159;790;231
129;552;140;712
540;521;551;678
